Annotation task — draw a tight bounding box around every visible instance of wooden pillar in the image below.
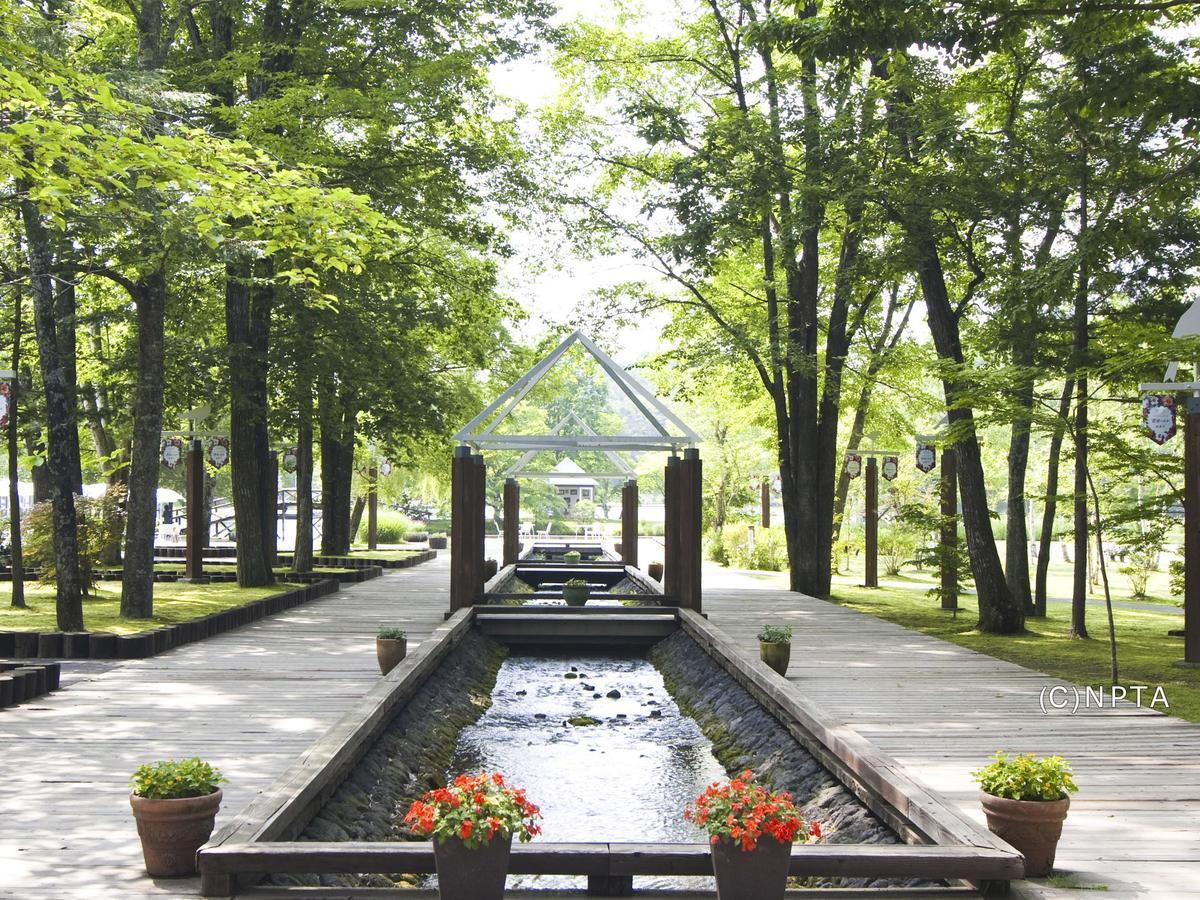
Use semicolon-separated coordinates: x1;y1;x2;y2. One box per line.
678;449;703;611
473;453;486;602
620;479;638;568
503;477;519;566
865;455;878;588
263;451;278;570
1184;400;1200;664
449;446;472;611
183;439;207;583
761;478;770;529
367;463;378;551
663;455;679;602
940;446;959;611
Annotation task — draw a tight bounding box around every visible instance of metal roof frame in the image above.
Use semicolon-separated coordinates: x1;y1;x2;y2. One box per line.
455;330;699;453
502;412;636;479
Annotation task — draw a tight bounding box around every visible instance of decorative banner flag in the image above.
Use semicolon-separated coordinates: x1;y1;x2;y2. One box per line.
379;459;393;477
915;442;937;473
881;455;899;481
161;437;184;469
207;436;230;468
281;447;299;474
1143;394;1178;445
845;453;862;479
0;381;10;430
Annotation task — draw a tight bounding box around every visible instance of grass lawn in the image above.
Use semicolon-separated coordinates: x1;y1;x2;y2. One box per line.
0;581;298;635
153;562;355;575
828;580;1200;723
345;547;429;560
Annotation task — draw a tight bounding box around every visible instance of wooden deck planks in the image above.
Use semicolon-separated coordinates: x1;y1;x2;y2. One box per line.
702;566;1200;898
0;557;452;900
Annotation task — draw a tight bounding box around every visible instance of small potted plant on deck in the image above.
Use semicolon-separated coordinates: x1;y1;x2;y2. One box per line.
647;560;663;581
685;769;819;899
758;623;792;676
562;549;581;564
129;757;226;877
430;532;448;550
376;626;407;674
973;752;1077;877
405;772;541;900
562;577;590;606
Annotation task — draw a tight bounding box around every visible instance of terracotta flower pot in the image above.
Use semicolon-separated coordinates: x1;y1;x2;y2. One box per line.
432;833;512;900
130;788;223;877
647;562;664;581
980;791;1070;877
376;638;407;675
759;640;791;676
710;834;791;900
562;585;590;607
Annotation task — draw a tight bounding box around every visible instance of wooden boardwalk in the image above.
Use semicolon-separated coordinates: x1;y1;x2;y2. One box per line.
0;557;452;900
704;566;1200;899
3;553;1196;898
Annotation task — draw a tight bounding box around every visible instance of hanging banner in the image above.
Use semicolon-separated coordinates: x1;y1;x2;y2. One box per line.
379;459;393;477
915;442;937;473
845;453;862;479
0;381;10;430
207;436;230;468
281;447;299;474
1143;394;1177;445
881;455;899;481
160;437;184;469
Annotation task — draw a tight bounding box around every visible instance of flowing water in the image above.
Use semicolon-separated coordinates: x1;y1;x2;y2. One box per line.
443;652;725;891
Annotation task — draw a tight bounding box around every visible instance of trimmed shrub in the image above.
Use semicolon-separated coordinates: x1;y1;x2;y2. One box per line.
720;521;788;571
356;509;416;544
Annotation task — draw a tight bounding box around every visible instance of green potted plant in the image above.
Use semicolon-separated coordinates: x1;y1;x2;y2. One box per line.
376;626;407;674
562;577;590;606
429;532;448;550
973;752;1078;877
562;549;581;564
129;757;226;877
647;560;663;581
685;769;819;899
405;772;541;900
758;623;792;676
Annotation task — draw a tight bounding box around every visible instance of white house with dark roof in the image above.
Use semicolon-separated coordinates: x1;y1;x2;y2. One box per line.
549;458;596;514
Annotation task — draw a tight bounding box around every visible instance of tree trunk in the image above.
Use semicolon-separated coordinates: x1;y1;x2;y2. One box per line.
120;272;167;618
1005;347;1035;613
54;281;82;495
1071;157;1090;639
1034;379;1074;616
832;382;872;545
21;198;84;631
226;252;273;586
320;393;355;556
8;282;25;609
908;225;1022;633
349;494;366;545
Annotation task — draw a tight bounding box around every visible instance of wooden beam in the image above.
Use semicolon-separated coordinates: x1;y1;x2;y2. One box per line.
620;479;638;568
502;478;519;567
865;455;878;589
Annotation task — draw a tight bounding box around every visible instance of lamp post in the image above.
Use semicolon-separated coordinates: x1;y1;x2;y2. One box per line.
845;445;902;589
1138;378;1200;667
917;423;958;612
163;407;228;584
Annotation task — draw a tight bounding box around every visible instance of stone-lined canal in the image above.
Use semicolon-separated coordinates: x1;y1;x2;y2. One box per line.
445;652;724;890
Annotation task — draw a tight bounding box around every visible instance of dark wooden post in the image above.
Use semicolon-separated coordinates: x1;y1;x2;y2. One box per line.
367;463;378;551
473;453;486;602
263;451;278;570
450;446;472;611
621;479;638;567
678;449;703;611
940;446;959;611
663;455;679;601
503;477;519;566
761;478;770;529
1184;400;1200;665
865;455;878;588
183;439;207;583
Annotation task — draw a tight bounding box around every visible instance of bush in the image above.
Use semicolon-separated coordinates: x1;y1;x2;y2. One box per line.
24;485;125;594
639;520;665;537
704;527;729;566
130;757;226;800
356;509;415;544
1116;522;1168;600
881;529;920;577
720;522;788;571
757;623;792;643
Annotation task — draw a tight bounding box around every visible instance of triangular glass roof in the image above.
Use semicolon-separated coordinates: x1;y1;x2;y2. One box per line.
455;331;698;452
